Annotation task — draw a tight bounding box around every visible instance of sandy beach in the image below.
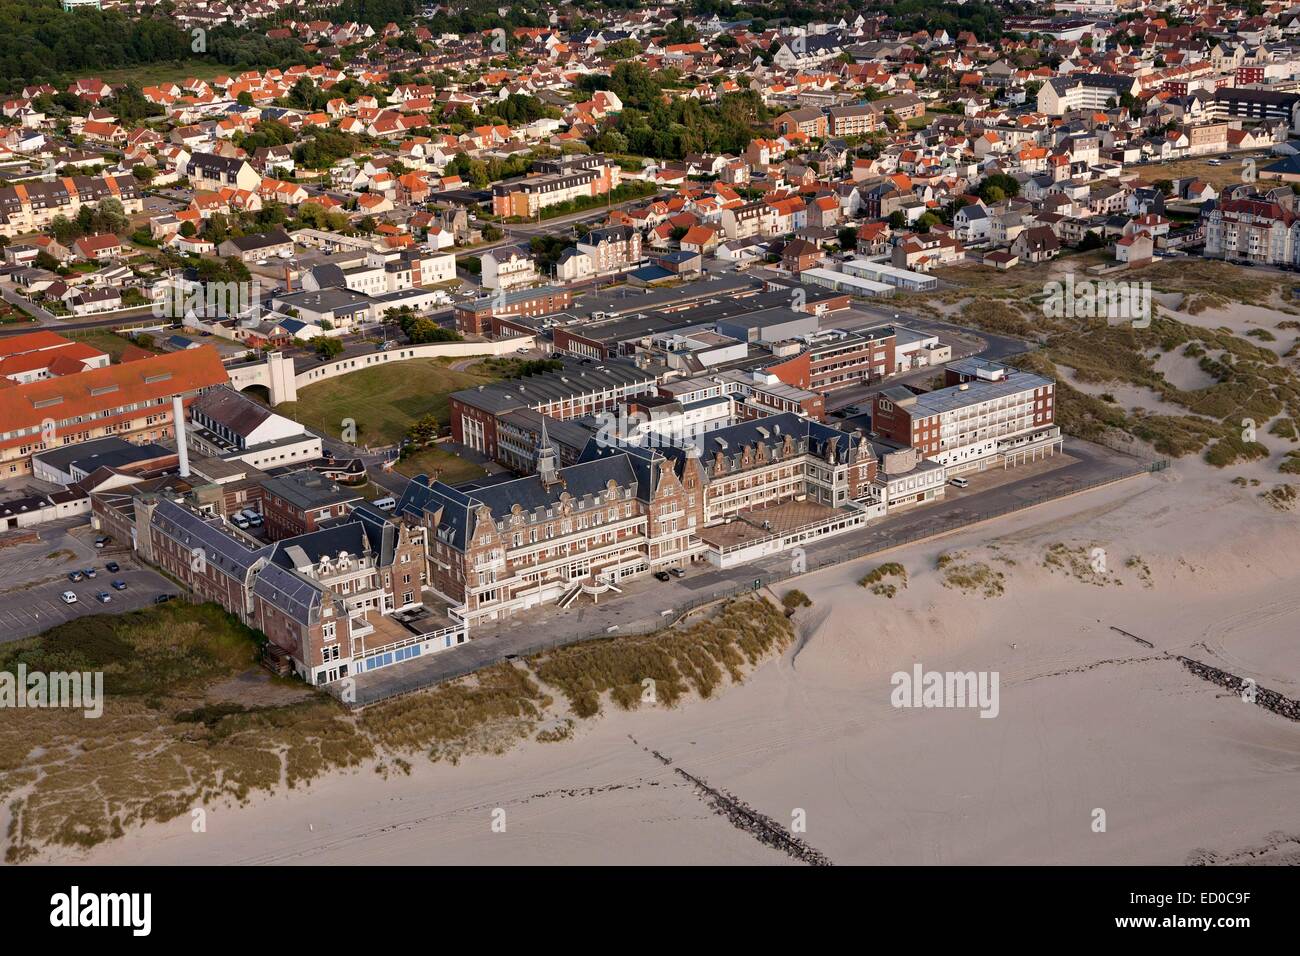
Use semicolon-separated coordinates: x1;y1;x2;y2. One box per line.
47;452;1300;866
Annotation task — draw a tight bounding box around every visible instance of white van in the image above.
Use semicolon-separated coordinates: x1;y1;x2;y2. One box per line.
61;591;78;605
948;476;969;489
373;497;396;511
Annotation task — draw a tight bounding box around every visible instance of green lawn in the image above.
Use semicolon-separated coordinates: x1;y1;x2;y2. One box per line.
96;59;230;88
65;328;159;361
394;446;490;484
277;358;502;447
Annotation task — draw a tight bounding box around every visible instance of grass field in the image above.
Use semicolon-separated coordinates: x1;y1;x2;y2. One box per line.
394;445;490;484
1138;152;1273;192
64;328;159;361
276;357;502;447
95;60;231;88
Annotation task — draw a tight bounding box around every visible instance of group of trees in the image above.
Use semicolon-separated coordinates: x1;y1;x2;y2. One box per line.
49;198;130;244
294;128;361;170
234;119;296;154
578;62;769;161
977;172;1021;204
385;307;462;345
444;150;535;188
0;0;189;90
480;93;560;128
0;0;315;92
886;0;1010;41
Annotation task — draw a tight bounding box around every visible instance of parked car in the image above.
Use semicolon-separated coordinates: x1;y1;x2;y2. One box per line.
154;593;177;604
111;580;128;591
61;591;77;605
96;592;112;604
669;567;686;578
83;568;96;578
105;561;120;573
94;536;111;549
67;571;84;583
654;570;672;582
949;476;969;489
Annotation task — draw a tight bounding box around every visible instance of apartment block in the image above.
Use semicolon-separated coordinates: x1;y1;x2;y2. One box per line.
872;360;1060;473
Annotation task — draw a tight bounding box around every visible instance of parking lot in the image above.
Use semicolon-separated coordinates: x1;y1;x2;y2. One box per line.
0;525;176;645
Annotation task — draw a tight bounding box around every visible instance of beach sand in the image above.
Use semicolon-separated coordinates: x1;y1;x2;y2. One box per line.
54;458;1300;866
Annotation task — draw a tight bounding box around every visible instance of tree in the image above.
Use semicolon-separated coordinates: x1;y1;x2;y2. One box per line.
50;214;80;244
888;210;907;229
1077;230;1105;251
406;414;439;447
978;172;1020;202
837;226;857;250
313;336;344;360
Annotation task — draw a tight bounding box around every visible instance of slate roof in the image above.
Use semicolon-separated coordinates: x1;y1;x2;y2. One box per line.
398;450;643;551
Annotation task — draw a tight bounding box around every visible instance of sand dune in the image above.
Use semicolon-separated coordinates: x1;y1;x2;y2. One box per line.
58;459;1300;866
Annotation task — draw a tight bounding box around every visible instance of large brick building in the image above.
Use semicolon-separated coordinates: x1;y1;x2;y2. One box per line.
448;361;655;460
872;359;1059;473
764;327;897;394
400;408;878;626
453;285;572;335
128;492;433;686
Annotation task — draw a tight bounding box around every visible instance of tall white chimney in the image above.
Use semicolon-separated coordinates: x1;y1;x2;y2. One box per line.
172;394;190;478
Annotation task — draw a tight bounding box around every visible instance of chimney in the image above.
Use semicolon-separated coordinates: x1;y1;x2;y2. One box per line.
172;394;190;478
284;264;292;292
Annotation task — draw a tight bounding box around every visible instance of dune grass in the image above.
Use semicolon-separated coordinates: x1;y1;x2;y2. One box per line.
2;596;792;861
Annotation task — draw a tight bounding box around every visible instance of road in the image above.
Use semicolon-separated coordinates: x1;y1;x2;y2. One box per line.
0;284;56;323
346;438;1156;704
453;189;669;263
0;297;159;337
